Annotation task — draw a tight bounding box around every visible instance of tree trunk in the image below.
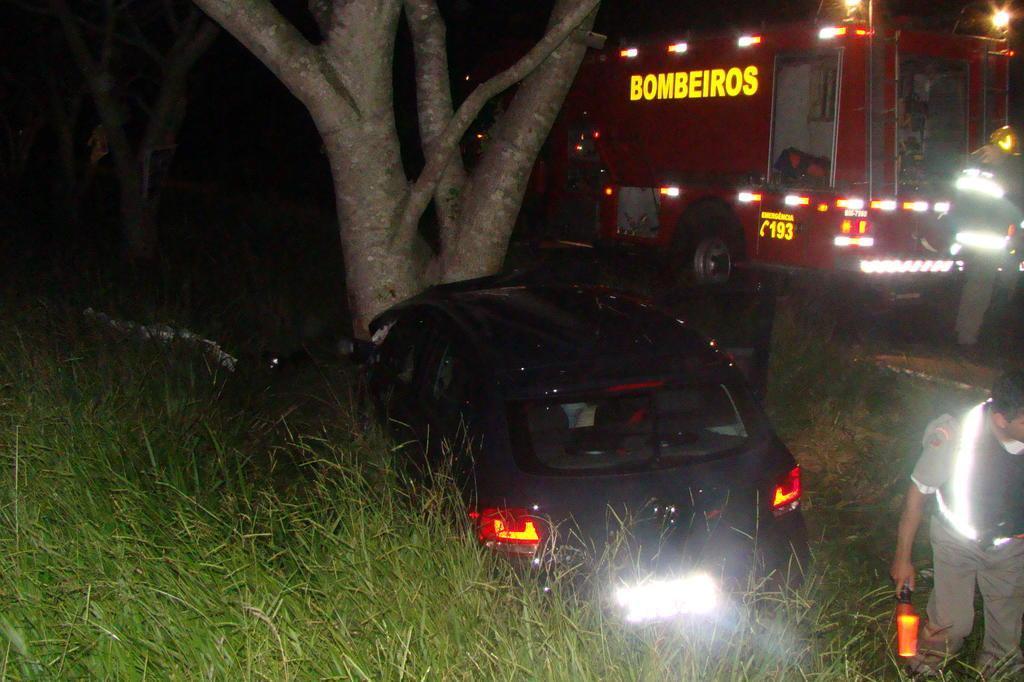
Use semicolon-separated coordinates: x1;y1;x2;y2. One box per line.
317;100;424;337
118;167;158;262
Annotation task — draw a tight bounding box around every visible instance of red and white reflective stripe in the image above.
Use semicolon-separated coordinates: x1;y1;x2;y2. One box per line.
737;191;762;203
667;42;688;53
738;35;762;47
859;259;958;274
836;198;865;210
903;201;929;212
784;194;809;206
936;402;987;542
870;199;897;211
818;26;847;39
620;47;638;58
834;236;874;247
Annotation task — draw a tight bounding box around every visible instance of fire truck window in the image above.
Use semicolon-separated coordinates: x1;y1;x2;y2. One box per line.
770;54;839;188
898;57;967;189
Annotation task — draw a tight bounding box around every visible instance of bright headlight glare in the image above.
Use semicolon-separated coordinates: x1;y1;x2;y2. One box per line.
955;173;1005;199
956;230;1010;250
614;573;719;622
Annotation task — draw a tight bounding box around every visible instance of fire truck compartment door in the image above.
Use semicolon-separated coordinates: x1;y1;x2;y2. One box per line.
754;200;810;266
616;187;661;238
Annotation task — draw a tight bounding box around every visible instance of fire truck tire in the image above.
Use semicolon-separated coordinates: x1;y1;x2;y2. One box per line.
692;235;732;285
673;202;745;286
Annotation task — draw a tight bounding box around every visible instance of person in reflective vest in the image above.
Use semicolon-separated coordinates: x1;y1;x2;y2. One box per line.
891;370;1024;676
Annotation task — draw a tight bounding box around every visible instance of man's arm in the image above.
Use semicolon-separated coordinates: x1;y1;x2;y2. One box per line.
890;483;927;592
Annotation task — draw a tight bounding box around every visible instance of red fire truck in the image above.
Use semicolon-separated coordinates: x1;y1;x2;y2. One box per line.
536;13;1013;285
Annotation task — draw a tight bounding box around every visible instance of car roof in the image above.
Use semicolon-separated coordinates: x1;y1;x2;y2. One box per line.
372;279;730;387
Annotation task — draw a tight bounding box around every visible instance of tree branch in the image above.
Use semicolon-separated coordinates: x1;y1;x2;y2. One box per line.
160;0;182;33
391;0;599;248
403;0;467;244
190;0;327;108
51;0;137;183
140;9;218;153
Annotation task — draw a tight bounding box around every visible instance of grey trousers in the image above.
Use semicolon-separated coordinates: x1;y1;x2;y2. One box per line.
955;267;996;346
920;518;1024;670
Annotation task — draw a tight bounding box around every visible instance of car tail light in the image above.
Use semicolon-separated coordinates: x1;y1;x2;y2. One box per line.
470;507;542;555
771;466;801;515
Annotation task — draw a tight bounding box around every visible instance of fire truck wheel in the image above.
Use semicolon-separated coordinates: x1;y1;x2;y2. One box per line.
669;202;745;288
692;235;732;285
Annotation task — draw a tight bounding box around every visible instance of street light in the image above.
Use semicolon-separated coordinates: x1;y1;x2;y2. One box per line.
994;9;1011;30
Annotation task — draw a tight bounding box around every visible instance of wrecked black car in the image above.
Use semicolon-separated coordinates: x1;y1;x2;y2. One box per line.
366;278;808;622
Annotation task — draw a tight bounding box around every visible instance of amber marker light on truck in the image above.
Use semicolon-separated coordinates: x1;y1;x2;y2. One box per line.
737;35;762;47
839;218;869;235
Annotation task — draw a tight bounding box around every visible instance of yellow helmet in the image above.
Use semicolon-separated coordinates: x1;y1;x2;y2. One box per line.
990;125;1019;154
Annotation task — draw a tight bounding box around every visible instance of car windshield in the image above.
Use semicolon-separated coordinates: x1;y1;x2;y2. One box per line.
509;384;752;473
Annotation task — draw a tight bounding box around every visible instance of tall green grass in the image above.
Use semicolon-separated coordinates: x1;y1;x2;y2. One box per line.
0;297;1004;679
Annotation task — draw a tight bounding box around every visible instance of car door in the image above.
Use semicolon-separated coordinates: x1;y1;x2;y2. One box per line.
370;311;435;442
415;327;485;488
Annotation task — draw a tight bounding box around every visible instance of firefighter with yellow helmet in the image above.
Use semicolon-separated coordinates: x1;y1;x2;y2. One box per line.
891;370;1024;676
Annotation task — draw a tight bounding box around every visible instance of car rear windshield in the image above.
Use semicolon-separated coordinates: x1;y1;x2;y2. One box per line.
508;384;753;473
